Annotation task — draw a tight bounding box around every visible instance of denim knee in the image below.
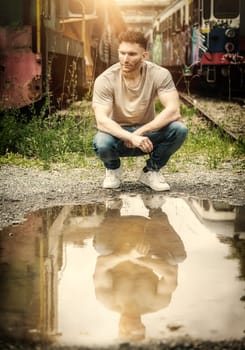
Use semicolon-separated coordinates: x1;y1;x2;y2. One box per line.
177;122;188;140
171;121;188;144
93;132;117;159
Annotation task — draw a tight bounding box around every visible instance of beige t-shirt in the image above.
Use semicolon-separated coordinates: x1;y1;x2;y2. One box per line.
92;61;176;126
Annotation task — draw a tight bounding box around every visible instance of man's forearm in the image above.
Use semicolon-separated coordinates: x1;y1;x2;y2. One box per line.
135;107;180;136
96;115;132;141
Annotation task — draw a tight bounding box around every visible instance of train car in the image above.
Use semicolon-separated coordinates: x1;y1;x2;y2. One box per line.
148;0;245;98
0;0;125;110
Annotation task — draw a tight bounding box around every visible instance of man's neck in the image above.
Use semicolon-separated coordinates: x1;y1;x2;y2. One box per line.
123;66;143;81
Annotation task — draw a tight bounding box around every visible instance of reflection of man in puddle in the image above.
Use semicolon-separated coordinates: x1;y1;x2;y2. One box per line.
93;195;186;341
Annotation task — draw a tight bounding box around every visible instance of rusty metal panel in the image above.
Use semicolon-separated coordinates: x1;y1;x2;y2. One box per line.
46;27;84;58
0;26;42;109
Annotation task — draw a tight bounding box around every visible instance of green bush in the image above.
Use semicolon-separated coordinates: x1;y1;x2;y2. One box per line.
0;102;96;162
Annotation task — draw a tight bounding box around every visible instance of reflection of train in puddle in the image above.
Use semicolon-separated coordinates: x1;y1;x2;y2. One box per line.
186;197;245;238
0;195;244;346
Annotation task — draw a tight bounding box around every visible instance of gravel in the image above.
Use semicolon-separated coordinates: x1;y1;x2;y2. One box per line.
0;163;245;230
182;93;245;140
0;338;245;350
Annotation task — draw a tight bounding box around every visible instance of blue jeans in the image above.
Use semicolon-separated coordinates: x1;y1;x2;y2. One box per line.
93;121;188;170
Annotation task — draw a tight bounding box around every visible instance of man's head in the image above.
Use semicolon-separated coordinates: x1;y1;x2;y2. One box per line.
118;31;148;75
118;31;147;50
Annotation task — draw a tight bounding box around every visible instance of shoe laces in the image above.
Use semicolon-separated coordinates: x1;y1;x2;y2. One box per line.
106;169;121;179
151;171;166;183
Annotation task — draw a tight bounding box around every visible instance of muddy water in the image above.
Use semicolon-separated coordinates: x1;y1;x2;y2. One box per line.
0;194;244;347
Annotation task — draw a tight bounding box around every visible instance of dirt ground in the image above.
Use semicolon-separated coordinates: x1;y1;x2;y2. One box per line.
0;162;244;230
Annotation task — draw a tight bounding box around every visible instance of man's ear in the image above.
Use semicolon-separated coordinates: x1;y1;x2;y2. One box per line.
142;51;149;60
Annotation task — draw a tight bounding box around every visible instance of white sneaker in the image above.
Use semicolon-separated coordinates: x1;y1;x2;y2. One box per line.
103;168;122;189
139;170;170;191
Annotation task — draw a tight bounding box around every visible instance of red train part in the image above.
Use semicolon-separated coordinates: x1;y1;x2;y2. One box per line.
0;26;42;109
201;52;245;65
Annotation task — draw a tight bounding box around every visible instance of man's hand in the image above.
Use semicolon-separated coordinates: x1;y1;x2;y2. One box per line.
124;134;153;153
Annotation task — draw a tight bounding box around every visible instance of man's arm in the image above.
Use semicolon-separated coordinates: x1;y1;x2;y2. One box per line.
93;252;136;289
93;104;133;141
133;89;181;136
93;104;154;152
132;256;178;295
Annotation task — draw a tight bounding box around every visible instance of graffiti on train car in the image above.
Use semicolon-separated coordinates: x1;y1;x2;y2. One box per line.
148;0;245;97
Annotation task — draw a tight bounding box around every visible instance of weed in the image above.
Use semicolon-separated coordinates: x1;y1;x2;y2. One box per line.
0;101;244;172
169;113;244;171
0;101;96;166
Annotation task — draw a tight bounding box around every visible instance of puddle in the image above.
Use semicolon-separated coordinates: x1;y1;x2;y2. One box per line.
0;194;244;347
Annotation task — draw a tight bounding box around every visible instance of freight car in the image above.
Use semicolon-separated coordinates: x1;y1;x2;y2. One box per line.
148;0;245;98
0;0;125;109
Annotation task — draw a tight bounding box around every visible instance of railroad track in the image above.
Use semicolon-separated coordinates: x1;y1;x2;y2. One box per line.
179;93;245;141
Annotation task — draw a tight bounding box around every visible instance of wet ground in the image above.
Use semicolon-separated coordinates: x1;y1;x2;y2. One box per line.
0;194;244;349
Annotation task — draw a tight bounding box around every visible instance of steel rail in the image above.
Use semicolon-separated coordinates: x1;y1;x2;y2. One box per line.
179;93;241;141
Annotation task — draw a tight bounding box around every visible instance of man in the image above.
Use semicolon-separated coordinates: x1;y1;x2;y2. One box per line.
92;30;187;191
93;195;186;341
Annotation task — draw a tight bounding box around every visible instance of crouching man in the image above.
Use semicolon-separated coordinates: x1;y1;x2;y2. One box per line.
92;30;187;191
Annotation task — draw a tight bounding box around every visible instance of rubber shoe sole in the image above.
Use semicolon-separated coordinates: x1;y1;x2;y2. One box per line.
139;171;170;192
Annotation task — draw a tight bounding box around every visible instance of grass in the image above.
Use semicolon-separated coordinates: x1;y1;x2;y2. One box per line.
0;100;96;169
0;99;244;171
179;104;244;170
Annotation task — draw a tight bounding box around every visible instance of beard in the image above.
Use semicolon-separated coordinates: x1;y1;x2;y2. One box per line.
120;57;143;74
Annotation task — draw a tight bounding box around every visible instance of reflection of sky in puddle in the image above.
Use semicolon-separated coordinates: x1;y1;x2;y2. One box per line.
0;194;244;347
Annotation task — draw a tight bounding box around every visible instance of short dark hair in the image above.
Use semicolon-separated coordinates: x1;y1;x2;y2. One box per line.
118;30;147;50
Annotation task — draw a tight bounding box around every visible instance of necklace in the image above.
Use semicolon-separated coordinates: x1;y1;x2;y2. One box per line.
122;73;142;90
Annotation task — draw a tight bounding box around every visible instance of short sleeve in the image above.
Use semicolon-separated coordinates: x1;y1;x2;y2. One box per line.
92;75;113;108
156;68;176;95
